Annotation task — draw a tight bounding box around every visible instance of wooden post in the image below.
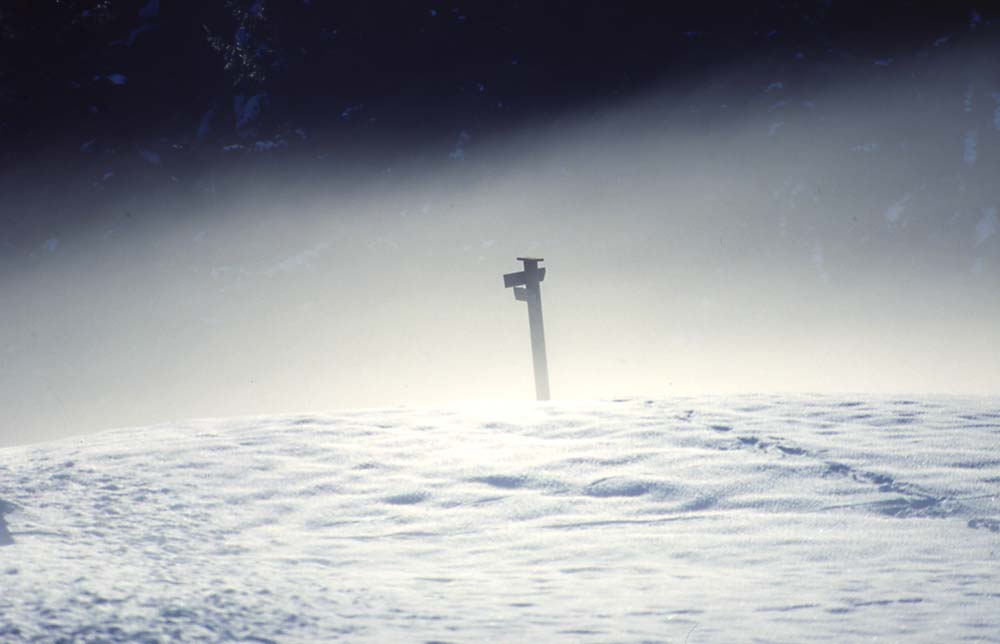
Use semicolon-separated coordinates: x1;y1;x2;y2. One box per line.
503;257;550;400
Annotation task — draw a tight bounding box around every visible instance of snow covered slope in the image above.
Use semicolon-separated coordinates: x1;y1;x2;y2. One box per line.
1;396;998;642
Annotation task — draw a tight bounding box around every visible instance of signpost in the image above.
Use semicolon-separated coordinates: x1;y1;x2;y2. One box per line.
503;257;550;401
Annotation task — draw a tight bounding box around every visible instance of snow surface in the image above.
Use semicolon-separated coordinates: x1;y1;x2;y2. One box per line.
1;396;998;642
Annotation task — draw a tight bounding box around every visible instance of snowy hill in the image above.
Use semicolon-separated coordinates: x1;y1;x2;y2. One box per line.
1;396;998;642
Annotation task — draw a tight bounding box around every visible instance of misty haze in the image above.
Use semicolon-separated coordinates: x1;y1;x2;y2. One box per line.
5;43;999;444
1;3;997;642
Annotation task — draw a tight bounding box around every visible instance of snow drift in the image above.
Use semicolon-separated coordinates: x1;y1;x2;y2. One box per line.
1;396;998;642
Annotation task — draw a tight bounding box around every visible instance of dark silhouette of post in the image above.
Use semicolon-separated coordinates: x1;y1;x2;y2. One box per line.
503;257;550;400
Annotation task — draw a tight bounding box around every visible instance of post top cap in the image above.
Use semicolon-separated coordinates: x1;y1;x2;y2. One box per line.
516;256;544;262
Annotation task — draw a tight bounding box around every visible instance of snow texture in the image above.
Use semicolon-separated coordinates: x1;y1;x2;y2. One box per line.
0;397;998;642
0;500;13;546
